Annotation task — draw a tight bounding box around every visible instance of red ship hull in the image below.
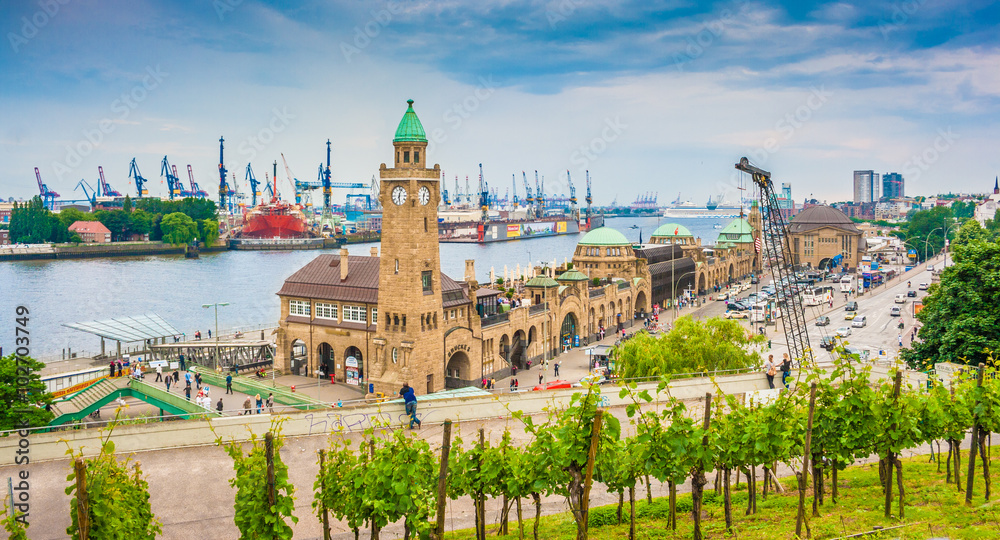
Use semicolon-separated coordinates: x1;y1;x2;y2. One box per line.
239;207;312;239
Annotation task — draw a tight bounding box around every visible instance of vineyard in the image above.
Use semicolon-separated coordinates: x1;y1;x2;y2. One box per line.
3;356;999;540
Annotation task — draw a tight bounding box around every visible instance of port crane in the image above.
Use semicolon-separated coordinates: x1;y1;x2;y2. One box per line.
173;164;194;197
534;171;544;217
245;164;262;207
97;166;121;197
566;170;579;219
34;167;60;210
735;157;812;364
128;158;149;197
511;174;519;209
75;179;98;206
478;163;489;222
218;137;229;211
187;165;209;198
585;170;593;221
441;170;450;206
160;156;182;199
323;139;333;211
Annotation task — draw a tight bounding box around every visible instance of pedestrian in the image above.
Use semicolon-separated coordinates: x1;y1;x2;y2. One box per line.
482;377;487;389
490;378;496;389
780;353;792;389
514;379;519;390
243;396;252;415
510;379;516;391
554;362;560;377
266;393;274;414
226;373;233;394
173;370;179;383
255;393;263;414
400;383;421;429
165;376;171;392
184;385;191;401
539;373;543;385
526;359;531;369
336;399;343;407
195;373;202;389
763;354;777;389
185;371;192;387
208;329;212;339
179;354;186;371
512;365;518;376
155;364;162;382
109;360;116;378
216;398;224;413
898;333;903;347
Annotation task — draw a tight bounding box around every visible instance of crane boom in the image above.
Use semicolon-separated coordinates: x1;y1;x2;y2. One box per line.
75;179;97;206
128;158;148;197
585;170;593;219
246;163;261;207
734;157;812;364
323;139;333;211
511;174;519;209
218;137;229;211
478;163;489;222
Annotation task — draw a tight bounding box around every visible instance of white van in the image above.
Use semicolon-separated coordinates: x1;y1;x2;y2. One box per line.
894;294;906;304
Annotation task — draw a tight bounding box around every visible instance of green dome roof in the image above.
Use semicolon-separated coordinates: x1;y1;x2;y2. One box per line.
651;223;692;237
578;227;630;246
393;99;427;143
716;219;754;246
556;269;589;282
525;276;559;288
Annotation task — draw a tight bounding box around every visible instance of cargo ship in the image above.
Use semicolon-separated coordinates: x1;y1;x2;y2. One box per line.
437;209;603;243
229;200;327;249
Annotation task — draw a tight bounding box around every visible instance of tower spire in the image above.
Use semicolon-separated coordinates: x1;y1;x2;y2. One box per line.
994;176;998;195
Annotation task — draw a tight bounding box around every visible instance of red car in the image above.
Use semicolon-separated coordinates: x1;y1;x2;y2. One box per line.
531;379;572;391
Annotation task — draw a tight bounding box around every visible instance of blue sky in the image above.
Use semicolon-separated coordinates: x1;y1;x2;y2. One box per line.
1;0;998;206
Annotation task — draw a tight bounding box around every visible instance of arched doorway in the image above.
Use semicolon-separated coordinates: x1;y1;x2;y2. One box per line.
698;272;707;293
499;334;510;363
317;343;334;378
446;351;471;388
511;330;527;369
290;339;307;376
344;346;363;386
635;290;648;315
728;263;735;282
560;312;579;349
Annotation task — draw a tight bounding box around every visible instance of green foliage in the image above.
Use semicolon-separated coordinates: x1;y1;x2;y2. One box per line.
900;206;954;262
159;212;199;246
199;218;220;246
314;438;365;531
9;197;71;244
0;353;54;431
592;277;601;287
216;421;297;540
613;317;765;379
65;427;162;539
122;195;132;213
56;207;99;229
2;503;30;540
94;210;136;242
950;200;975;220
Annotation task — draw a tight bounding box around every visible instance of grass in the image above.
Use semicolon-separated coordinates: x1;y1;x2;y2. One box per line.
445;446;1000;539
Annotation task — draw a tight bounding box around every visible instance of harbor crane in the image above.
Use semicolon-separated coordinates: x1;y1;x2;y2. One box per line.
585;170;593;221
128;158;149;197
441;170;450;206
161;156;181;199
511;174;519;209
173;164;194;197
35;167;60;210
734;157;812;364
478;163;489;222
534;170;544;216
218;137;229;211
187;165;209;198
75;179;98;206
566;170;579;220
97;166;121;197
246;163;261;207
323;139;333;211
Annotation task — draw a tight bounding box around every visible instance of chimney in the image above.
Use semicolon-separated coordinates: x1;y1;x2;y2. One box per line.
370;246;378;257
340;248;349;281
464;259;476;282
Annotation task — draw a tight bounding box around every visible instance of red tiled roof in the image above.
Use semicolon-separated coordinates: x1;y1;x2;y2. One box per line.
68;220;111;234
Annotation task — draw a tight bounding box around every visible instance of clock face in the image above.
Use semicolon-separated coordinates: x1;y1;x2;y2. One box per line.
418;186;430;205
391;186;407;205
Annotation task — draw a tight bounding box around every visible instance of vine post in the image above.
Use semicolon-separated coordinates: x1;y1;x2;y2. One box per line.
581;408;604;535
318;449;331;540
965;363;985;505
884;370;902;518
435;419;453;540
74;459;89;540
692;393;712;540
266;432;276;508
477;428;486;540
796;382;817;539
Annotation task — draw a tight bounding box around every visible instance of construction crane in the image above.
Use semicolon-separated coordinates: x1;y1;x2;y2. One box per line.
75;179;98;206
245;164;262;207
585;170;593;220
97;166;121;197
218;137;229;211
160;156;181;199
478;163;489;222
34;167;60;210
128;158;149;197
323;139;333;211
282;153;313;206
188;165;208;198
735;157;812;364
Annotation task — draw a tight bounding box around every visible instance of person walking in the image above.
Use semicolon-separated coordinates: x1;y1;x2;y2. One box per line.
763;354;777;389
179;354;186;371
109;360;116;378
195;373;202;390
184;385;191;401
898;333;903;347
514;379;519;390
173;370;179;383
225;373;233;394
155;364;162;382
242;396;252;415
266;393;274;414
185;371;192;387
554;362;560;377
539;372;543;385
509;379;515;392
400;383;421;429
216;398;224;414
165;376;171;392
780;353;792;390
254;393;263;414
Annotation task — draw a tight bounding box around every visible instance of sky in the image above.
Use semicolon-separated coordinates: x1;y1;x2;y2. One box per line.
1;0;998;207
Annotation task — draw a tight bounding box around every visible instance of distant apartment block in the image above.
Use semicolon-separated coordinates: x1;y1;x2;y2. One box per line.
881;172;904;200
853;170;880;203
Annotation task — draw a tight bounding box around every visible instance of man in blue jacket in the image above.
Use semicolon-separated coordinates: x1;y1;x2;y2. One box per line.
400;383;421;429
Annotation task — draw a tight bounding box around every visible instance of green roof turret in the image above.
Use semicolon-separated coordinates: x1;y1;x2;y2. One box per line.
393;99;427;143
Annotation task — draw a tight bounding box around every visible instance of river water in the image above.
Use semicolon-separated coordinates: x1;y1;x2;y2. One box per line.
1;215;730;358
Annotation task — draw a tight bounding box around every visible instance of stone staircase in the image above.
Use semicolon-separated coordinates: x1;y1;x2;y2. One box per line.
49;377;125;419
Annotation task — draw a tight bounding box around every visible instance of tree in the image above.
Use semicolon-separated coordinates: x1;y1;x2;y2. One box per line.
901;206;954;262
95;210;135;242
0;353;54;430
217;424;297;539
122;194;132;213
613;317;765;379
903;237;1000;369
9;197;71;244
200;218;220;246
160;212;198;245
131;210;154;237
56;207;99;229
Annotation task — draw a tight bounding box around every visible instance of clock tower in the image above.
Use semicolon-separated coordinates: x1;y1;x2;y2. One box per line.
371;99;445;395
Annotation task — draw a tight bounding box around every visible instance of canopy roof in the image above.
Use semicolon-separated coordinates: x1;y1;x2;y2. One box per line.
64;313;182;343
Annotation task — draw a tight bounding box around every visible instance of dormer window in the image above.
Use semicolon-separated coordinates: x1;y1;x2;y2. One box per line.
414;151;420;163
404;151;410;163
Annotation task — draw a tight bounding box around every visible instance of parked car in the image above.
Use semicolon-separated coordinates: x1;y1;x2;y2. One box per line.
890;306;901;317
815;316;831;326
918;283;928;290
894;294;906;304
835;327;852;337
845;312;857;320
845;301;858;311
907;290;917;298
716;293;729;301
851;315;868;328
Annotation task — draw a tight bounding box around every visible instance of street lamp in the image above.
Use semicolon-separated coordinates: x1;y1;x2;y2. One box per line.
924;227;943;263
942;222;959;269
671;270;699;320
201;302;229;372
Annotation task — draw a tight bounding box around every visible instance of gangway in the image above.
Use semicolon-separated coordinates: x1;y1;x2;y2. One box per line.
46;376;221;427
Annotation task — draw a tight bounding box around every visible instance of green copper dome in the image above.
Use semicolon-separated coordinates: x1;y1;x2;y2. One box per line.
715;219;754;246
651;223;692;238
578;227;630;246
556;269;589;282
393;99;427;143
525;276;559;288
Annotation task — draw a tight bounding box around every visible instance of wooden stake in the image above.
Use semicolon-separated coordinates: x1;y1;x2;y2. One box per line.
796;382;817;538
966;363;985;505
435;419;453;540
319;449;331;540
581;409;605;534
74;459;90;540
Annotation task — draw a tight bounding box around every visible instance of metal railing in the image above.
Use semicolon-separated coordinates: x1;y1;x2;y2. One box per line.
481;311;510;328
589;288;606;298
528;302;548;315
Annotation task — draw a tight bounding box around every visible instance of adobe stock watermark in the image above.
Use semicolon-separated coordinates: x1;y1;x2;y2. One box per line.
878;0;927;40
340;1;403;62
51;65;168;181
547;0;584;29
673;2;750;71
213;0;244;21
569;117;627;172
7;0;71;53
426;75;499;156
901;128;959;181
742;86;832;169
237;107;296;161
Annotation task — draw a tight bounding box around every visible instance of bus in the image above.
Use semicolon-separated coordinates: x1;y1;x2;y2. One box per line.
750;301;782;323
803;285;835;306
840;275;854;293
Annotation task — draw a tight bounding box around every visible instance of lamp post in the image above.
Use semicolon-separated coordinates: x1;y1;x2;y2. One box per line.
942;222;959;269
924;227;943;264
201;302;229;372
671;270;699;321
